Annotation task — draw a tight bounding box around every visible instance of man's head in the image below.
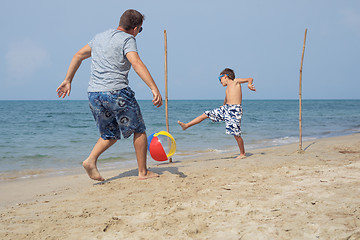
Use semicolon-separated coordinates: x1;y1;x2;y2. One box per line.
119;9;144;36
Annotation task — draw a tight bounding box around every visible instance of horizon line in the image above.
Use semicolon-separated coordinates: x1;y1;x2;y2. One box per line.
0;98;359;101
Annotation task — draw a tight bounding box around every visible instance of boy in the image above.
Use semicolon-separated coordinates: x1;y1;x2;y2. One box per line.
178;68;255;158
56;10;162;181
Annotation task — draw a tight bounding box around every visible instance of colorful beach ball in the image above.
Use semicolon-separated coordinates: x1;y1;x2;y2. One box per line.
147;131;176;161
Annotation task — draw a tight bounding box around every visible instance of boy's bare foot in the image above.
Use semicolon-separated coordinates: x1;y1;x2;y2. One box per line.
82;159;105;181
236;154;247;159
177;120;188;130
138;170;159;180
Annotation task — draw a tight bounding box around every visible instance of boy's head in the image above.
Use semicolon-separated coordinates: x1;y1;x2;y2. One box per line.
219;68;235;86
220;68;235;80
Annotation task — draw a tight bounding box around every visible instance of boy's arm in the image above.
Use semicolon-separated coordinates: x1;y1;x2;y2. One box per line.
56;44;91;98
235;78;256;91
126;51;163;107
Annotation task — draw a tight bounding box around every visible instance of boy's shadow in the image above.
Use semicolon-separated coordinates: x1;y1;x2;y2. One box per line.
207;152;254;161
95;165;187;185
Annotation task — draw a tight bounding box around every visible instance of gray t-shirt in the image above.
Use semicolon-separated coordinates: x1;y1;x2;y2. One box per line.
87;29;138;92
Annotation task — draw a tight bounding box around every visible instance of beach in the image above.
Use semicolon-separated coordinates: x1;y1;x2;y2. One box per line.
1;133;359;239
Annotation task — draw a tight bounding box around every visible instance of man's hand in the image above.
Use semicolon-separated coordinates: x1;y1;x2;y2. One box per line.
152;89;163;107
56;44;91;99
56;81;71;98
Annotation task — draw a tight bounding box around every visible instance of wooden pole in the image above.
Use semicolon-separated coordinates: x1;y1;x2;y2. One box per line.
164;29;172;162
299;28;307;153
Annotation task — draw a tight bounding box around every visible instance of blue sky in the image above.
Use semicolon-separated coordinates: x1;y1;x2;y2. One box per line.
1;0;359;100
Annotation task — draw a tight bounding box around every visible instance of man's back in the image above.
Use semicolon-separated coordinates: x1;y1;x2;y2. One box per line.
87;29;137;92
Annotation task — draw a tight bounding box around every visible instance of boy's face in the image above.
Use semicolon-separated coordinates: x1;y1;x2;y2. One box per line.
218;74;228;87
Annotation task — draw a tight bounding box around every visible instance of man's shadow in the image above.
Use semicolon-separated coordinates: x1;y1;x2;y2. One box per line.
95;165;187;185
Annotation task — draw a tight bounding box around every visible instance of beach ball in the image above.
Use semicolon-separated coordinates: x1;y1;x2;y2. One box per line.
147;131;176;161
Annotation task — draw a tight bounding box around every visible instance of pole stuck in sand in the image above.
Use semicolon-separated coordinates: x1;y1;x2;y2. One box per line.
299;28;307;153
164;29;172;162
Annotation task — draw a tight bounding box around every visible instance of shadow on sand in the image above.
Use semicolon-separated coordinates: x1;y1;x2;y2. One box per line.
94;165;187;185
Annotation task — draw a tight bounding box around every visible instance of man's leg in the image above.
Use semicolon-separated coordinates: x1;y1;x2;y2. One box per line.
234;135;246;159
83;138;117;181
178;113;208;130
133;132;159;180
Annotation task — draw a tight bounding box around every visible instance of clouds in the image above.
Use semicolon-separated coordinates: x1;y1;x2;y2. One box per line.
341;8;360;35
5;39;50;83
1;0;360;100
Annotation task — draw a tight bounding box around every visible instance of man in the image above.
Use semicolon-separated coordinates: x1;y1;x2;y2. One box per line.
56;9;162;181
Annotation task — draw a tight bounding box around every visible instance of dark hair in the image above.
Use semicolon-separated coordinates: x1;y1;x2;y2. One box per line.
220;68;235;80
119;9;144;31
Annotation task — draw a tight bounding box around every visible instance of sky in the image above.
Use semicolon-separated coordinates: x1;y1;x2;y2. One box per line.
0;0;359;100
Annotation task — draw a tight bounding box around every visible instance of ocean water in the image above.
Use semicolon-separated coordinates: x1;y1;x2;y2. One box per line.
0;99;359;179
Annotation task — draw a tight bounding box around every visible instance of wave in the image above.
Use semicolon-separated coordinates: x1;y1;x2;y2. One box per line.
0;169;56;181
23;154;51;159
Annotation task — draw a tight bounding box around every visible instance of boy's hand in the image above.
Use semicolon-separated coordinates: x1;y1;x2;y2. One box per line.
248;83;256;91
152;89;163;107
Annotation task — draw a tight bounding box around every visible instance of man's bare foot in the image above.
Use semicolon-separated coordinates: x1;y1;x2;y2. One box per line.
177;120;188;130
138;170;159;180
236;154;247;159
82;159;105;181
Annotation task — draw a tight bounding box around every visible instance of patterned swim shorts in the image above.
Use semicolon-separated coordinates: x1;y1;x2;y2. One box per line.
204;104;243;136
88;87;146;140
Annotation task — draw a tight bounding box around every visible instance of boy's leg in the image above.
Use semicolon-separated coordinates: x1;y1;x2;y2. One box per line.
178;113;208;130
83;138;117;181
133;132;159;180
234;135;246;159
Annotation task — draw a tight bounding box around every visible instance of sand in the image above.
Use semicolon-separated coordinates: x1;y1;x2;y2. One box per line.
1;134;360;239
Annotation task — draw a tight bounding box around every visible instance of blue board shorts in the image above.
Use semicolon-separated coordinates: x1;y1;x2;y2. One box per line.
204;104;243;136
88;87;146;140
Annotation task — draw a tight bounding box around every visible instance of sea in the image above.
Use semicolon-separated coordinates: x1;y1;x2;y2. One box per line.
0;100;359;180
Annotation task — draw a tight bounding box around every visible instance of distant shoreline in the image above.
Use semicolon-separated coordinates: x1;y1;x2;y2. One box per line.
0;98;359;101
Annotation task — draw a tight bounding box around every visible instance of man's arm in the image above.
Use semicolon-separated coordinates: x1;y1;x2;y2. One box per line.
126;51;163;107
56;44;91;98
235;78;256;91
